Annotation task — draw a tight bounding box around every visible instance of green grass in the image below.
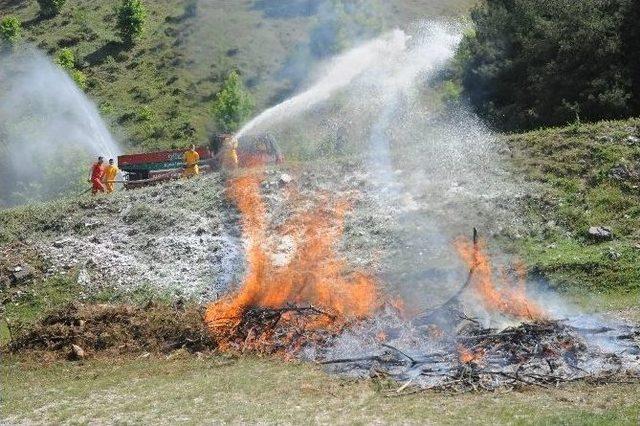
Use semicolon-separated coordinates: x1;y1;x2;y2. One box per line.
2;355;639;424
0;275;82;345
504;118;640;294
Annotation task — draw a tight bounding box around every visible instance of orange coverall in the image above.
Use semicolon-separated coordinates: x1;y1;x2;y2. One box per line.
103;164;119;193
183;149;200;178
90;163;106;195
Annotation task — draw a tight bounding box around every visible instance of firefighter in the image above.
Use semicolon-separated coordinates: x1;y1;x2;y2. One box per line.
221;136;239;170
89;156;106;195
103;159;119;193
182;144;200;178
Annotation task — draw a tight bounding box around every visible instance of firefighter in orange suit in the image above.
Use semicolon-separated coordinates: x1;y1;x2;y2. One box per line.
89;156;106;195
183;145;200;178
222;136;239;170
103;159;119;193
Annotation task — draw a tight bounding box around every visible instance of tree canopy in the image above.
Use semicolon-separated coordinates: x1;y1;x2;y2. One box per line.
212;71;254;133
457;0;638;131
116;0;147;45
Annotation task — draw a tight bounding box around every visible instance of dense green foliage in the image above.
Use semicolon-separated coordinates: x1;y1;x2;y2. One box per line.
622;0;640;110
457;0;638;131
55;48;87;89
211;71;254;133
116;0;147;44
0;16;21;47
36;0;67;17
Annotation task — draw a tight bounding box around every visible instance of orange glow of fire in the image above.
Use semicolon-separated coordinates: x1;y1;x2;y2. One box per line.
204;169;379;350
458;345;486;365
456;238;546;321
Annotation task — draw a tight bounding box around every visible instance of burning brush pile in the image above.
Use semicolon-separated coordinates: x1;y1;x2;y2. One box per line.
205;169;640;391
204;171;377;357
322;313;640;392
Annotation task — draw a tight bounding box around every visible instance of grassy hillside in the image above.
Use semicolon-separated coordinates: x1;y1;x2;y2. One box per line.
504;118;640;298
1;0;474;152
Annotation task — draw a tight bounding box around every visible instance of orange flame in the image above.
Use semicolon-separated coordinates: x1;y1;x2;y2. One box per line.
455;238;546;320
458;345;486;364
205;169;379;350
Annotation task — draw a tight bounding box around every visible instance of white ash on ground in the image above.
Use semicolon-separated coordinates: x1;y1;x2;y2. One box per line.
22;162;393;301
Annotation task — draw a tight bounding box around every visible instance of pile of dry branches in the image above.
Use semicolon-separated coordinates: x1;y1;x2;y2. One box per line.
208;304;346;357
8;302;213;357
322;319;640;392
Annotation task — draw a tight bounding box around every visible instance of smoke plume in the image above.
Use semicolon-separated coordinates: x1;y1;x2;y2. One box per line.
236;21;523;316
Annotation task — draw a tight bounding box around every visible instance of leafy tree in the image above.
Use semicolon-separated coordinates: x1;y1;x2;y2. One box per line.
212;71;254;133
116;0;147;45
55;48;87;89
621;0;640;110
458;0;634;131
0;16;21;47
37;0;67;17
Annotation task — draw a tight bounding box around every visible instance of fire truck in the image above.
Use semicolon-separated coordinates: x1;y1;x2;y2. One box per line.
117;134;284;189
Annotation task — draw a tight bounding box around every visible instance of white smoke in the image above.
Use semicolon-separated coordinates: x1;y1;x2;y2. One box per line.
234;22;521;313
0;50;121;207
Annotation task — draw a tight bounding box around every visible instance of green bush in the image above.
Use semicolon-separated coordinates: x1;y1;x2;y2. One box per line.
0;16;21;46
37;0;67;17
70;69;87;90
55;48;75;70
211;71;254;133
458;0;638;131
116;0;147;45
55;49;87;90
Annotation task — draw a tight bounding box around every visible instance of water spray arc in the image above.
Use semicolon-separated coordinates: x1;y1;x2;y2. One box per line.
0;51;121;206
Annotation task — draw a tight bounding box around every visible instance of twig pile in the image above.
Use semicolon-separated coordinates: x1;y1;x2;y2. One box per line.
8;302;213;356
209;304;346;357
321;319;640;392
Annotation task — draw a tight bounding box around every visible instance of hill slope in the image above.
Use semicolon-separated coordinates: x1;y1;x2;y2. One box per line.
1;0;474;152
504;118;640;299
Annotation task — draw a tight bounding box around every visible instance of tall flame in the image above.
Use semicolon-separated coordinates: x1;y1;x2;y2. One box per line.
456;238;546;320
205;169;379;340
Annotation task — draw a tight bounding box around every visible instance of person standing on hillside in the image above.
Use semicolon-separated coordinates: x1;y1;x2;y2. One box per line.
103;159;119;193
221;135;239;170
183;145;200;178
89;156;106;195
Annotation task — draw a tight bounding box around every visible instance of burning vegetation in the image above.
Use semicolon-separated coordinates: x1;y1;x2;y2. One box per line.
7;167;639;393
197;167;639;391
204;170;379;354
196;167;640;390
455;237;547;321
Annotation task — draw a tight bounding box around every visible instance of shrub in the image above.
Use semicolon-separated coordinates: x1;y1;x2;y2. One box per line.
55;48;75;70
37;0;67;17
116;0;147;45
211;71;254;133
70;69;87;90
55;49;87;90
458;0;637;131
0;16;21;46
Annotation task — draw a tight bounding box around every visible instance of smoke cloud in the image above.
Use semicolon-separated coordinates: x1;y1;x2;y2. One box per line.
0;50;120;207
236;21;522;315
